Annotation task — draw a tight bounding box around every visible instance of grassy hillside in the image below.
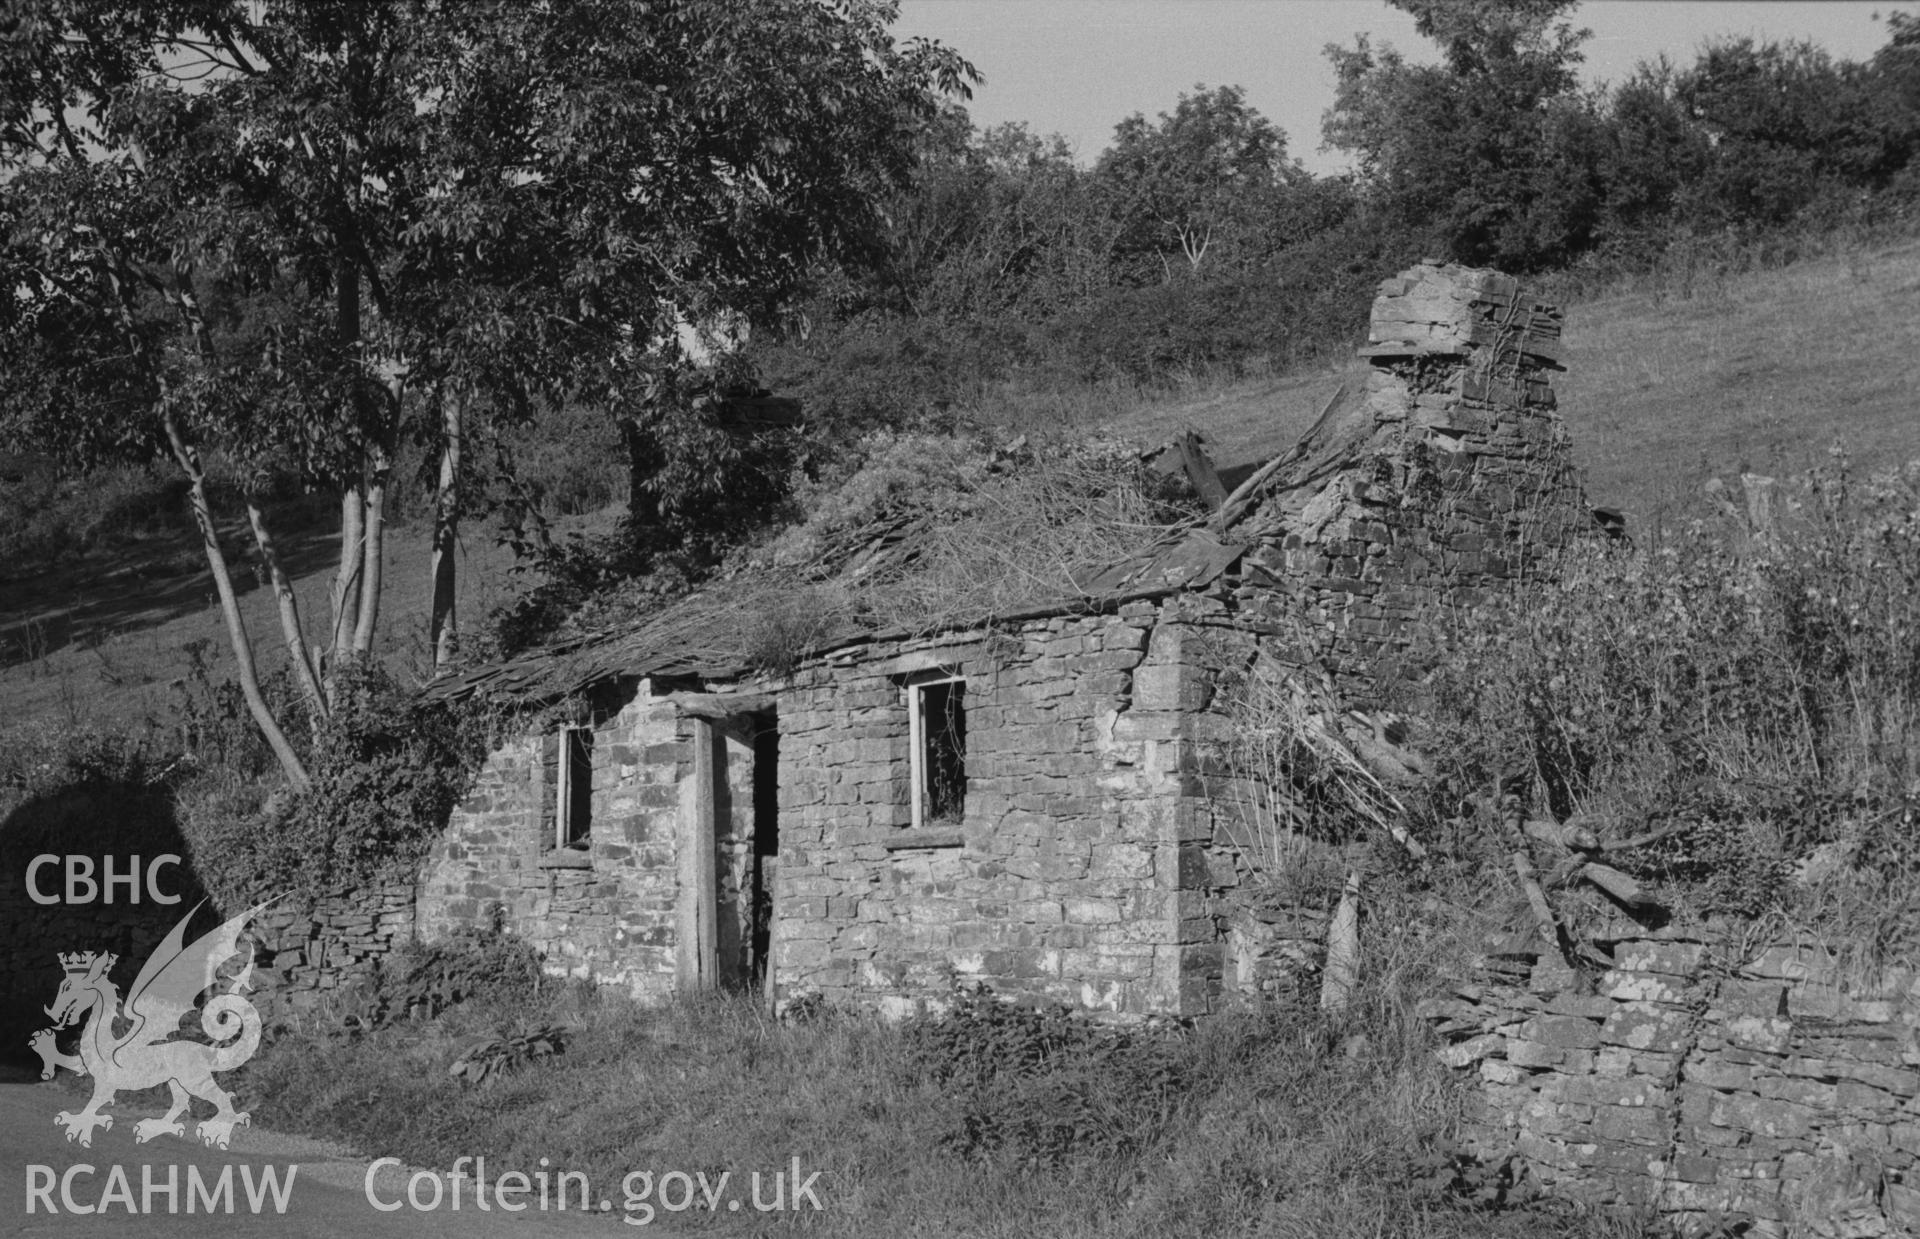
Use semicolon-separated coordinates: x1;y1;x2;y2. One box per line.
4;239;1920;730
0;512;533;731
1083;238;1920;526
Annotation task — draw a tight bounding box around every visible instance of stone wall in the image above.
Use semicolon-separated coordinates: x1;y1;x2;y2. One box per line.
1133;618;1372;1017
1425;930;1920;1237
248;883;415;1014
416;681;689;999
1231;262;1587;682
0;877;417;1060
772;598;1234;1018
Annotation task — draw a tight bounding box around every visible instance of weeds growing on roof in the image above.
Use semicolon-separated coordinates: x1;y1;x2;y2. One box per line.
495;428;1208;678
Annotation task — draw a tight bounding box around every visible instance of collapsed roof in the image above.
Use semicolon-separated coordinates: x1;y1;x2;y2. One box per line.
427;261;1588;705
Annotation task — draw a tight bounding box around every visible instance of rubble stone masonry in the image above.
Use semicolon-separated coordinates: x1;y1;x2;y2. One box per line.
416;683;690;998
1233;261;1586;680
771;598;1227;1017
1426;930;1920;1237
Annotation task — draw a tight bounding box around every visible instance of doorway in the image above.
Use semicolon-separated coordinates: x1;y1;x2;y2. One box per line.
748;717;779;995
682;709;779;995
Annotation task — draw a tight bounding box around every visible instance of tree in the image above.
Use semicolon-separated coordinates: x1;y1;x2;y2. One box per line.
870;111;1116;325
1;0;972;782
1322;0;1604;270
0;108;328;786
1590;59;1712;244
1674;37;1901;227
1096;84;1301;280
402;0;976;628
1870;11;1920;191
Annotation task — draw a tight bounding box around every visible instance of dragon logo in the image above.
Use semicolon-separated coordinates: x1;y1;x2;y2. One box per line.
29;900;272;1149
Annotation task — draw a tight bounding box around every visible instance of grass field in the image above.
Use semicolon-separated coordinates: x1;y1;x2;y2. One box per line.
0;509;584;732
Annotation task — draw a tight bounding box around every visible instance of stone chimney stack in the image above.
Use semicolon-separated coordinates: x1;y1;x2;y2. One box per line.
1233;262;1587;680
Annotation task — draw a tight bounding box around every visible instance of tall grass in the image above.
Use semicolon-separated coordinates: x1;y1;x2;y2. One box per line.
1411;451;1920;937
235;921;1655;1238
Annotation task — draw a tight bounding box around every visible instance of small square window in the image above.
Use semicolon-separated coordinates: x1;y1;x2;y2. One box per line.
542;725;593;851
907;676;966;827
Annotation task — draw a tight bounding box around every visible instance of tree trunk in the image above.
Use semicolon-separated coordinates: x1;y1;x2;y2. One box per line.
328;486;364;674
329;248;365;676
429;383;463;673
351;441;391;657
164;415;311;792
150;266;310;787
245;499;328;721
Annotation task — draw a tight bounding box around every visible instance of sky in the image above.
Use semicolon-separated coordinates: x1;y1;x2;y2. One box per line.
891;1;1907;174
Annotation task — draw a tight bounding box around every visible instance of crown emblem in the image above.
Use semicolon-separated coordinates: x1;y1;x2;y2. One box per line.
59;951;110;974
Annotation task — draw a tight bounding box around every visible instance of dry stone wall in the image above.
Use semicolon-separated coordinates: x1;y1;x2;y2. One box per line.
0;858;413;1041
1426;931;1920;1237
247;883;415;1013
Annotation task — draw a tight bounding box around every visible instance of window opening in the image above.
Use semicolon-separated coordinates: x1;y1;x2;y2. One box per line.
909;677;966;827
546;724;593;850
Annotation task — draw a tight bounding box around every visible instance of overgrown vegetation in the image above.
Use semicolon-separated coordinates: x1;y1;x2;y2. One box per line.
481;427;1204;664
235;929;1658;1238
171;663;496;908
1407;451;1920;941
1214;654;1417;881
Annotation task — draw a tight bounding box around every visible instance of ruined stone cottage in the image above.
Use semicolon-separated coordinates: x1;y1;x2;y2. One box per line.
419;262;1588;1018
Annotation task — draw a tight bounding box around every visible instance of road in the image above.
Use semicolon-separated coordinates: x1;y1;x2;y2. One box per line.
0;1072;628;1238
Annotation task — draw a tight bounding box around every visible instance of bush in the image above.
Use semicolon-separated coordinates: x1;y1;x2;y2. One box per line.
291;664;493;892
181;663;494;907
